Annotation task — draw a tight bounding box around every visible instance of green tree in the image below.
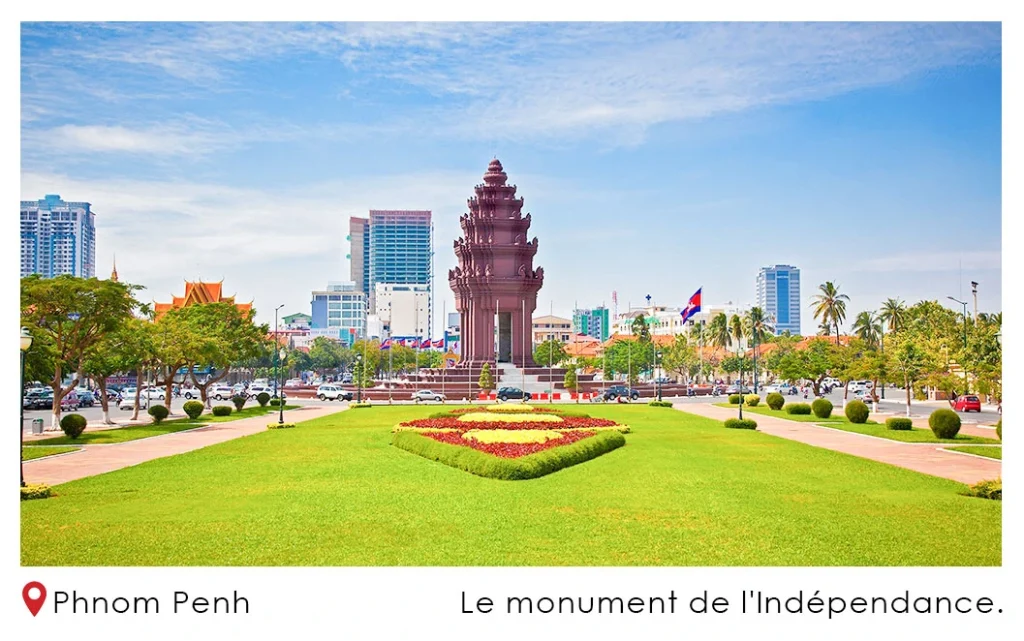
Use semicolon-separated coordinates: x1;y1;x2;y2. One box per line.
852;311;882;349
888;336;932;417
309;337;344;375
720;355;752;384
351;339;381;387
183;303;269;407
149;308;199;412
604;339;652;386
478;362;494;392
811;281;850;337
661;335;697;382
20;275;142;428
563;366;579;402
82;319;152;424
773;338;841;396
879;297;907;334
708;313;731;350
533;339;568;367
729;314;744;352
630;314;652;342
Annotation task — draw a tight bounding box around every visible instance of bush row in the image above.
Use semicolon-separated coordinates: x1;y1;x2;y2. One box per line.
996;419;1001;441
647;400;674;408
962;479;1001;501
21;484;52;501
785;403;811;415
267;423;296;430
724;418;758;430
212;405;233;417
391;430;625;480
886;417;913;431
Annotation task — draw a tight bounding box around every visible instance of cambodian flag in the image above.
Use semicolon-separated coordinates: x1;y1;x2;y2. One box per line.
432;338;445;349
680;287;702;324
380;338;392;350
420;338;431;349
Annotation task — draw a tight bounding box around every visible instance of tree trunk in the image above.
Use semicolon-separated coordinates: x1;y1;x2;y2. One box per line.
97;379;114;425
905;376;912;417
165;376;176;415
132;367;143;421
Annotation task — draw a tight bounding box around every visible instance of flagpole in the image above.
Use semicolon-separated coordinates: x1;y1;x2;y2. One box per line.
522;299;526;394
388;303;393;405
415;303;420;395
495;298;500;394
549;300;554;404
441;300;446;404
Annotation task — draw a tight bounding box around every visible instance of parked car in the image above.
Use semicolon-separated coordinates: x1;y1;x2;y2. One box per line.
496;387;532;402
603;385;639;401
119;395;149;411
247;385;277;399
284;379;304;388
412;389;446;402
140;386;166;400
316;384;352;401
653;377;673;385
60;390;80;411
210;385;235;401
77;390;96;407
341;373;353;384
726;384;752;395
953;395;982;413
182;387;204;400
23;389;53;409
848;380;874;395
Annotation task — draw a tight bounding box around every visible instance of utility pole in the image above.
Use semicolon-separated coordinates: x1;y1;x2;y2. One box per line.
971;281;979;321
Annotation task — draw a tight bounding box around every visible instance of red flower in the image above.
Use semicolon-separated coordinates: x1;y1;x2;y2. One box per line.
400;416;618;430
423;430;597;458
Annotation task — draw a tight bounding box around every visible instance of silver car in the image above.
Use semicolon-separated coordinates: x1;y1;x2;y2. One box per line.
412;389;446;402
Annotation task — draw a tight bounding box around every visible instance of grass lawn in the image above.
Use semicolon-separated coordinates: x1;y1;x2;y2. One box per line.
945;446;1002;460
724;404;998;444
21;405;1000;566
31;406;299;446
22;446;81;461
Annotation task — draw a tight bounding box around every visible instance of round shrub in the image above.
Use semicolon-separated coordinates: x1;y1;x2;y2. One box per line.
886;417;913;431
785;403;811;415
269;398;282;407
183;400;204;420
647;400;673;407
231;394;247;411
724;418;758;430
811;398;833;419
745;394;760;407
256;392;271;407
212;405;233;417
59;413;87;439
148;404;170;424
728;394;742;405
845;400;869;424
929;408;961;439
765;392;785;410
996;419;1001;441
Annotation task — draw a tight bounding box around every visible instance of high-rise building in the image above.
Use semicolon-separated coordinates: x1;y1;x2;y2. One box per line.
311;281;367;343
572;306;610;342
21;194;96;278
375;283;430;339
348;217;370;298
756;264;801;335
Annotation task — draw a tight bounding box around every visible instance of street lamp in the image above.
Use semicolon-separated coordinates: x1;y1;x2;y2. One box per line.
273;304;284;398
278;348;286;425
655;350;663;402
20;327;34;487
355;354;363;404
947;296;970;392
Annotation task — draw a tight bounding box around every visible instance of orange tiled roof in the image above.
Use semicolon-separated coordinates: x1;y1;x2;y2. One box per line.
154;280;252;319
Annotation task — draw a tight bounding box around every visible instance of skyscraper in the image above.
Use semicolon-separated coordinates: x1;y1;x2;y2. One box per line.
756;264;801;335
348;216;370;298
310;281;367;343
573;306;611;342
21;194;96;278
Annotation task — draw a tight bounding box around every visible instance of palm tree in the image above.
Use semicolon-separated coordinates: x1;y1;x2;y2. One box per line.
879;297;907;334
729;313;744;353
745;307;774;392
852;311;882;349
817;320;832;336
811;281;850;337
709;313;731;350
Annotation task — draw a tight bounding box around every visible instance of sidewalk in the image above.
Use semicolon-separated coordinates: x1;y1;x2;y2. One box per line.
23;405;345;486
675;404;1000;485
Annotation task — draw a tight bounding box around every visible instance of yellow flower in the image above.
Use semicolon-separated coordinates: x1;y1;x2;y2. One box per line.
462;429;564;444
457;412;563;423
485;403;536;412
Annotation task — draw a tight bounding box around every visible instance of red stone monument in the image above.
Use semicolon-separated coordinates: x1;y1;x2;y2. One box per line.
449;159;544;368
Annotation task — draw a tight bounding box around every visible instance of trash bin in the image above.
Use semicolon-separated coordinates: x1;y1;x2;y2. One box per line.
31;418;44;435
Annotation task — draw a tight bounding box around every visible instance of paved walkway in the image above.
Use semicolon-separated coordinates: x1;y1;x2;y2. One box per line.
675;404;1000;485
23;405;345;486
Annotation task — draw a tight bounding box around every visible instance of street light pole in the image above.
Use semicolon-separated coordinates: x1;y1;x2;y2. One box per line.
273;304;284;399
948;296;970;392
278;348;286;425
20;327;34;488
355;354;363;404
656;349;663;402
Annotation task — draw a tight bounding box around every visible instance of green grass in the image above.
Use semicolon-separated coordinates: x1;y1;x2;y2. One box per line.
945;446;1002;460
21;405;999;566
723;404;998;444
22;446;81;461
31;406;299;446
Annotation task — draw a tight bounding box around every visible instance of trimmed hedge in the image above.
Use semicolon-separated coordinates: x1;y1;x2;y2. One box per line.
269;398;282;407
785;403;811;415
744;394;760;407
961;478;1001;501
724;418;758;430
211;405;233;417
811;398;833;419
391;430;625;480
231;394;247;411
929;408;961;439
351;402;373;409
647;400;673;407
21;484;52;501
996;419;1001;441
256;392;271;407
765;392;785;410
59;413;87;439
728;394;742;405
886;417;913;431
148;404;169;424
845;400;869;424
183;400;204;420
267;423;296;429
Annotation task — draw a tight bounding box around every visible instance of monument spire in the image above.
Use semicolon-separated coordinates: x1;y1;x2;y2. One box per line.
110;255;118;282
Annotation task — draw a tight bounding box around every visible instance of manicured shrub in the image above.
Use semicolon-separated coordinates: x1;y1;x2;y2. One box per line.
745;394;760;407
728;394;742;405
20;484;52;501
256;392;271;407
724;418;758;430
886;417;913;431
996;419;1001;441
351;402;373;409
647;400;673;407
267;423;296;429
811;398;833;419
929;408;961;439
785;403;811;415
183;400;204;420
845;400;869;424
391;430;624;480
212;405;233;417
269;398;282;407
231;394;247;411
148;404;170;424
59;413;87;439
765;392;785;410
961;478;1001;501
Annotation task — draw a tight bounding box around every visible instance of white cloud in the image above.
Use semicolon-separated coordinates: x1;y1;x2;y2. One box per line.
853;250;1002;273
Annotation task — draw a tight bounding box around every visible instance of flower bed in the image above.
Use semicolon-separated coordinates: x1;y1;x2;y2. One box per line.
425;429;596;458
399;416;619;430
457;412;564;423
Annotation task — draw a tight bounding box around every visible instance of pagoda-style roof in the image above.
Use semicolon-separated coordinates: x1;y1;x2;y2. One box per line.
153;280;253;319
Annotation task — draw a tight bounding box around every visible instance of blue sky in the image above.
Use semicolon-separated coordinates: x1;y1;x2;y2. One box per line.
20;22;1002;334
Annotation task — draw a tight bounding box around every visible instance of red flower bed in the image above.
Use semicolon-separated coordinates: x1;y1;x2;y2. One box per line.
401;416;619;430
423;430;597;458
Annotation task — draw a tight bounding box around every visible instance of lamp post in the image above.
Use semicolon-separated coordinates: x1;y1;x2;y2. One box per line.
278;348;286;425
656;350;663;402
737;359;743;421
948;296;970;392
20;327;34;487
273;304;284;398
355;354;363;404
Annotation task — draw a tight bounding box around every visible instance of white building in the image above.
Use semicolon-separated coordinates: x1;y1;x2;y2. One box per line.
310;281;367;342
613;302;750;343
21;194;96;278
756;265;801;335
375;283;430;339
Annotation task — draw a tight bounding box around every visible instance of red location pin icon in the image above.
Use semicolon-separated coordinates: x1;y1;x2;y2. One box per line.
23;581;46;616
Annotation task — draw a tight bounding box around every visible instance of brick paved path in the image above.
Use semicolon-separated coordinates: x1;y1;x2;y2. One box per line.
675;403;1000;485
23;405;345;486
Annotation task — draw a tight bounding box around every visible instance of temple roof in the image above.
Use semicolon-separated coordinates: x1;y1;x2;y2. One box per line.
153;280;252;319
483;158;508;186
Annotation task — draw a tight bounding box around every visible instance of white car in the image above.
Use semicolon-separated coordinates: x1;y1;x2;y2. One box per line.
141;386;166;400
118;395;149;410
284;379;303;388
761;384;780;394
210;385;235;401
248;385;277;399
848;380;874;395
412;389;446;402
317;385;352;401
182;387;204;400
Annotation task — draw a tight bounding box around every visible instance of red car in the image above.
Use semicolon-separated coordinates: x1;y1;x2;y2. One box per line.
953;395;982;412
